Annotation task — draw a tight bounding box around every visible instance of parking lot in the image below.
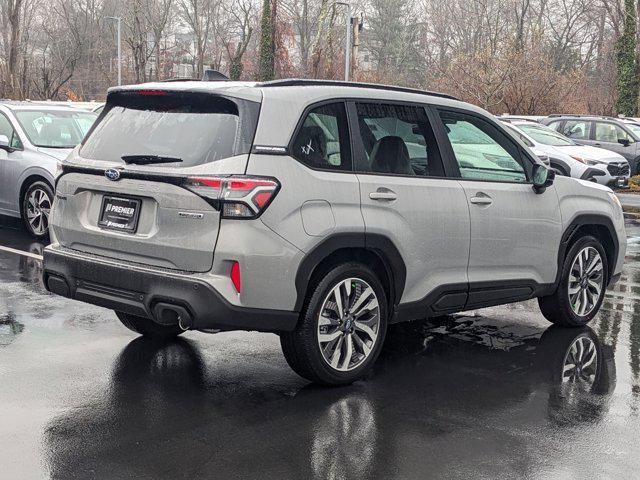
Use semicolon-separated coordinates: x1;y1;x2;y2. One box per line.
0;213;638;479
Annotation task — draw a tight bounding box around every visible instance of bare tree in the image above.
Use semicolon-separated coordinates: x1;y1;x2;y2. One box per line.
222;0;254;79
179;0;219;78
145;0;174;80
1;0;25;97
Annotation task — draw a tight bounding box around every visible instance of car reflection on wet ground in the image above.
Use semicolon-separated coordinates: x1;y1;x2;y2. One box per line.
1;216;640;479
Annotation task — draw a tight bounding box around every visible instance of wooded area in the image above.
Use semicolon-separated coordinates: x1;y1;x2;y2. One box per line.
1;0;640;116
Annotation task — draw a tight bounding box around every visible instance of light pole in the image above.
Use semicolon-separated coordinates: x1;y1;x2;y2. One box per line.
335;2;352;81
106;16;122;85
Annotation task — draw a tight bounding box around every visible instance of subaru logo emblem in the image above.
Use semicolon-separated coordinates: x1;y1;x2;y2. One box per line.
105;169;120;181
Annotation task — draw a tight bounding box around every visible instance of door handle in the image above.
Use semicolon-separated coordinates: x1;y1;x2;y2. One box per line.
469;193;493;206
594;143;601;147
369;188;397;201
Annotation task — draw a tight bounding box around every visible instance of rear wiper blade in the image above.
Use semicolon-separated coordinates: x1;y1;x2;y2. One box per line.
121;155;183;165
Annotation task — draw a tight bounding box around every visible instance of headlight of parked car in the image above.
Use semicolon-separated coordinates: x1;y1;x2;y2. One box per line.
570;155;604;166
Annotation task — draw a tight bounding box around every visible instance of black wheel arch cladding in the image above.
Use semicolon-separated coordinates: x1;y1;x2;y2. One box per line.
557;214;618;285
294;233;406;312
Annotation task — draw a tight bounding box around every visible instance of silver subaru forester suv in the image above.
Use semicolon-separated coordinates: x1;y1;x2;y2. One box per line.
43;79;626;385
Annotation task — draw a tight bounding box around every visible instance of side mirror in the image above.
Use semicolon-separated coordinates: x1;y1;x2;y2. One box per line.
533;164;555;194
618;138;631;147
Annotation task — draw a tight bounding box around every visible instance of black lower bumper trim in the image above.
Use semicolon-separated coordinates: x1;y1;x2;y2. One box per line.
580;168;606;181
42;247;299;333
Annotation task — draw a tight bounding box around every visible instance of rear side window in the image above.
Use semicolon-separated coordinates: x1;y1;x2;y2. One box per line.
291;102;351;171
594;122;633;143
562;120;591;140
354;102;444;177
80;91;259;167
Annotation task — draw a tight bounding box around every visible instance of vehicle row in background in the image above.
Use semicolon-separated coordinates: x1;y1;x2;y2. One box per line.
502;120;630;188
0;101;98;238
541;115;640;176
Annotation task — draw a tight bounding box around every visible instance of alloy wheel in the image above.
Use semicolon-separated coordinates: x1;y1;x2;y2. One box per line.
568;247;604;317
561;335;597;386
317;278;380;372
25;187;52;236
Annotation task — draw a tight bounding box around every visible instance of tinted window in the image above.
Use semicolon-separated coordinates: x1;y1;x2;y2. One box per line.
81;91;258;167
14;110;96;148
439;110;528;183
562;120;591;140
292;103;351;171
594;122;633;143
354;103;444;177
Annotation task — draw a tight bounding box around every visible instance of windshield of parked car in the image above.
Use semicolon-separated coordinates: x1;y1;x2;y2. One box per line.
80;91;259;167
503;123;535;147
518;123;576;146
14;109;97;148
625;123;640;137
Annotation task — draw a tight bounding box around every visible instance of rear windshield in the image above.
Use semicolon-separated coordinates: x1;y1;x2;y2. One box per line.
80;91;259;167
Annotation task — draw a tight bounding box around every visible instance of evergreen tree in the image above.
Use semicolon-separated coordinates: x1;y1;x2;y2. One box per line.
616;0;638;116
258;0;276;81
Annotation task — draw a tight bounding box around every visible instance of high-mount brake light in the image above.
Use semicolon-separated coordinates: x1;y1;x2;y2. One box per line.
136;89;168;96
184;176;279;219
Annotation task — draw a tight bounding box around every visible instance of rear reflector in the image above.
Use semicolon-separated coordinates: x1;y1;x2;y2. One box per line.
183;175;279;219
230;262;241;293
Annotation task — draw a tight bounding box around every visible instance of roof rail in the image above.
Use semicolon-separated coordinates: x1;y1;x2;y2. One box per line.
548;114;627;122
258;78;459;101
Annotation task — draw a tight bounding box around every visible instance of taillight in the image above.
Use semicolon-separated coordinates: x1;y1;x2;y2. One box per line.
183;175;279;219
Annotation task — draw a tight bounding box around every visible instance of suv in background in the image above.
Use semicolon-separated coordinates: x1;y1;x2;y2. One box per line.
43;80;626;385
502;120;630;187
542;115;640;175
0;102;97;237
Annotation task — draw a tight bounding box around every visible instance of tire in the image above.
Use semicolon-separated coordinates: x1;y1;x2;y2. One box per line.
539;235;608;327
280;262;388;386
22;180;54;239
115;311;184;338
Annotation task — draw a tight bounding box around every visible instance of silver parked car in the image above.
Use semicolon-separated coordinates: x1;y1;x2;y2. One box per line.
43;80;626;385
0;102;97;237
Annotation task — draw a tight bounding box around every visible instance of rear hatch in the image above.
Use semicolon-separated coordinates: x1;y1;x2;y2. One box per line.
52;87;261;272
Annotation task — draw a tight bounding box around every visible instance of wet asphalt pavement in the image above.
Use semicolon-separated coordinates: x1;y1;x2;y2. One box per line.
2;216;640;479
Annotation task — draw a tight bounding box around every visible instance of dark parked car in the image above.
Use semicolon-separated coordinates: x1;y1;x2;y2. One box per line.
542;115;640;175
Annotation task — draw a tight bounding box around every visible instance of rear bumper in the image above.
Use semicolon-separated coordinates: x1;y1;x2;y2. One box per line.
42;245;299;333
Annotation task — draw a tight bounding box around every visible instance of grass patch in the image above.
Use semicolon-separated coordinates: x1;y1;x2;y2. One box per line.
616;175;640;194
